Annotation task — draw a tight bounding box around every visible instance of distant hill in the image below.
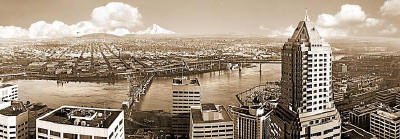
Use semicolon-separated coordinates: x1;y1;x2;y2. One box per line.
77;33;120;39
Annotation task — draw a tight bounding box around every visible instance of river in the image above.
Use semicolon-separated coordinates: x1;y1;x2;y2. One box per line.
6;64;281;110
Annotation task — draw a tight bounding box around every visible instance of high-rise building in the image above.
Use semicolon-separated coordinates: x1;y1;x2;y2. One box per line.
270;12;341;139
0;84;19;102
172;78;201;137
0;101;29;139
229;105;272;139
189;103;234;139
36;106;124;139
172;78;201;114
370;108;400;139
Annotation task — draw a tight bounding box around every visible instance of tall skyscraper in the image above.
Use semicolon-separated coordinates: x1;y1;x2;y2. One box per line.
172;78;201;137
270;12;341;139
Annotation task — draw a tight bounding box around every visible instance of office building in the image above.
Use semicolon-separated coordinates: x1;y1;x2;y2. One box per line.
0;84;19;102
270;12;341;139
341;123;376;139
190;103;234;139
36;106;124;139
172;78;201;114
349;103;381;131
376;87;400;107
171;78;201;137
370;108;400;139
0;101;29;139
229;105;272;139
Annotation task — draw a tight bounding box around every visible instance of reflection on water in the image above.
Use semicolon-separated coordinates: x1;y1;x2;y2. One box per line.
8;80;129;109
139;64;281;112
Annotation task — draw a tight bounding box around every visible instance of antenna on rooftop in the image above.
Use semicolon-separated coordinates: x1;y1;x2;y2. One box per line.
304;8;311;22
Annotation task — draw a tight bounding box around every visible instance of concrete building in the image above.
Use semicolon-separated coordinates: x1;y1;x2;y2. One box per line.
341;123;376;139
376;87;400;107
229;105;272;139
370;108;400;139
270;12;341;139
0;101;29;139
0;84;19;102
190;103;234;139
172;78;201;114
36;106;124;139
171;78;201;137
349;103;381;131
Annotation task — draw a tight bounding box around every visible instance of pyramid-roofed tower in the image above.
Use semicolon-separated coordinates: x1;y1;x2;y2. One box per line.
269;11;341;139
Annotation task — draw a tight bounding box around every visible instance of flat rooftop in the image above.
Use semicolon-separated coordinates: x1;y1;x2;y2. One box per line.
0;84;15;89
38;106;123;128
342;123;375;139
375;108;400;121
352;103;380;115
0;101;27;116
172;78;200;86
191;104;232;124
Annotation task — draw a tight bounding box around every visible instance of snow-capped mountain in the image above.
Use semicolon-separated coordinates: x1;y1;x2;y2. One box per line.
136;24;175;34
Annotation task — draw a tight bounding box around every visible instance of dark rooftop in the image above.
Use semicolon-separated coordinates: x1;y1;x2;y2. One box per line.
0;84;14;89
202;103;217;112
0;101;27;116
39;106;123;128
173;78;200;86
342;123;375;139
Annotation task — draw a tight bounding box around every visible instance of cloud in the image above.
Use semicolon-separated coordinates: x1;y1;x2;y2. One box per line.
316;4;366;27
318;27;348;38
0;26;28;38
0;2;145;38
263;25;295;37
379;24;398;35
91;2;142;31
364;18;380;27
380;0;400;16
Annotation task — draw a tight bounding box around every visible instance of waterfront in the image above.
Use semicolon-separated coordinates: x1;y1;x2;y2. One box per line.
139;63;281;112
5;64;281;110
8;80;130;109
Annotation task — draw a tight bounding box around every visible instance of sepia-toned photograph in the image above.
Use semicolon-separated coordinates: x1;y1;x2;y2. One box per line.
0;0;399;138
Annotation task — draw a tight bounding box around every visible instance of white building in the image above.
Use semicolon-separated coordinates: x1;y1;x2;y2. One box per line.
370;108;400;139
190;103;234;139
270;12;341;139
172;78;201;137
36;106;124;139
172;78;201;114
229;105;272;139
0;101;29;139
0;84;19;102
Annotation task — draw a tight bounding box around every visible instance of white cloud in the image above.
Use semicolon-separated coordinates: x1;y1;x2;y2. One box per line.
91;2;142;31
0;26;28;38
316;14;338;27
380;0;400;16
364;18;380;27
379;24;398;35
316;4;366;27
265;25;295;37
335;4;366;22
317;27;348;38
0;2;149;39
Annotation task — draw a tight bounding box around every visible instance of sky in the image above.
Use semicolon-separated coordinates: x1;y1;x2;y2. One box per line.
0;0;399;38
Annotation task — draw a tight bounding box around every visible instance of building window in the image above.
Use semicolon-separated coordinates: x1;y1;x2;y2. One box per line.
50;131;60;137
38;128;48;134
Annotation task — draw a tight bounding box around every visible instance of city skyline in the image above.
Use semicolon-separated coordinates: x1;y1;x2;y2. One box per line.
0;0;399;39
